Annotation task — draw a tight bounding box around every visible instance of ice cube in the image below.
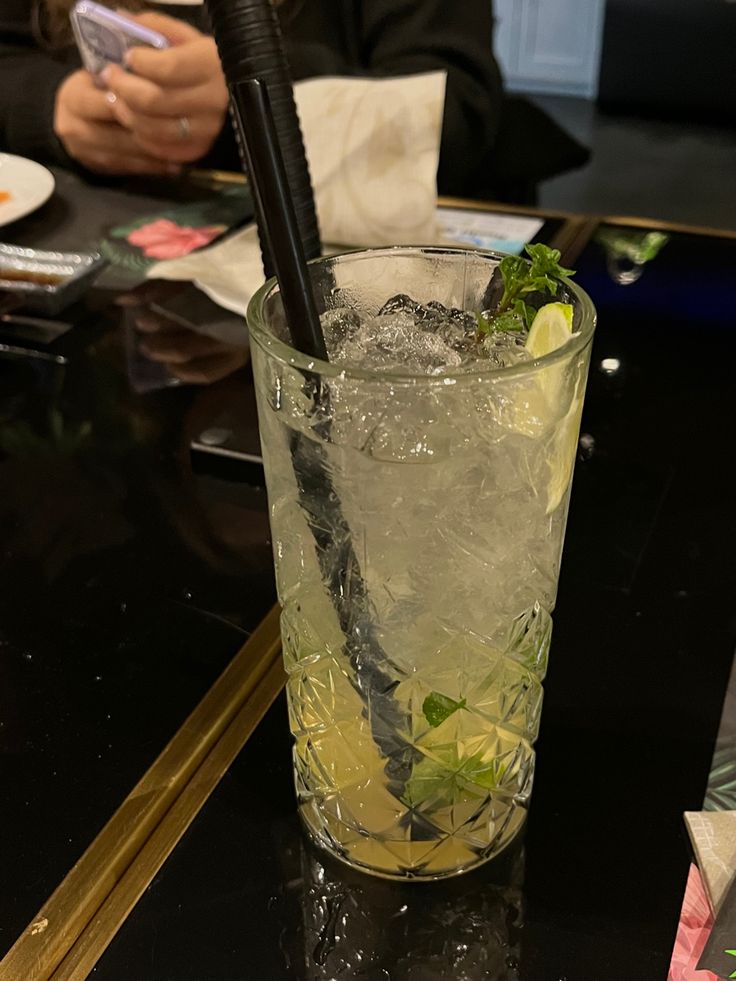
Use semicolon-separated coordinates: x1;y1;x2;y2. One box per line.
480;330;530;369
422;300;476;333
320;306;361;355
334;312;462;374
378;294;423;319
322;296;532;374
377;296;477;359
379;295;474;331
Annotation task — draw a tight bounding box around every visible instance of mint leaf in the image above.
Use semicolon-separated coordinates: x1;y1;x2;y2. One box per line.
481;244;576;335
402;750;458;807
512;299;537;327
595;228;669;264
475;310;494;335
401;747;508;808
498;254;528;293
463;755;508;789
524;242;575;279
488;310;525;334
422;692;466;728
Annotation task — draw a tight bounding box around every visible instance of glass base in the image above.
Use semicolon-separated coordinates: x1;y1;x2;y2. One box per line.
298;800;527;883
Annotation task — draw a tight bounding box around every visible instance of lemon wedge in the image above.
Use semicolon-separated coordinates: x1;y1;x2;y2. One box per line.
545;395;584;514
525;302;574;359
524;303;574;409
524;303;581;513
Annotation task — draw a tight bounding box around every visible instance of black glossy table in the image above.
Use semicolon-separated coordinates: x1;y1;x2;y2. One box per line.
0;170;276;974
2;170;735;981
91;222;736;981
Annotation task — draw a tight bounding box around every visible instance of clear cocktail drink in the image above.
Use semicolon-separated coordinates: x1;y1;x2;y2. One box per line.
248;247;595;880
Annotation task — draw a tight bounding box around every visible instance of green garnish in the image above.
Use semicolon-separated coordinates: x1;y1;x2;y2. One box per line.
406;696;511;808
595;229;669;264
475;309;525;335
402;748;508;808
478;243;576;335
422;691;466;728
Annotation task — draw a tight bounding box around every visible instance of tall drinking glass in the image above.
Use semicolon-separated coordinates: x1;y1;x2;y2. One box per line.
248;247;596;880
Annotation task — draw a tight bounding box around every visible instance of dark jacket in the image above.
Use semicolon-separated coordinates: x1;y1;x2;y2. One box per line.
0;0;504;197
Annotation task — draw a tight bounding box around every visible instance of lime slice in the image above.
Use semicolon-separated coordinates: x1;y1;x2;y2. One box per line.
525;302;574;359
545;394;584;514
490;302;582;510
504;302;574;437
525;303;580;513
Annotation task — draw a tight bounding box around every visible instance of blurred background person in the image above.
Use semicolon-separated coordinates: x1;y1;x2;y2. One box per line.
0;0;586;202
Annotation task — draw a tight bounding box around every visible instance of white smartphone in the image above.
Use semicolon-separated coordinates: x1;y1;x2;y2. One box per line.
70;1;169;78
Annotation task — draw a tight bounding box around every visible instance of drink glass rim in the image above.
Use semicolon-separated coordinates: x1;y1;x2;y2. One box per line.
247;245;596;386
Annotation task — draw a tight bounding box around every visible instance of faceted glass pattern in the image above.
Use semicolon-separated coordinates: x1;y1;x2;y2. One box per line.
248;248;595;879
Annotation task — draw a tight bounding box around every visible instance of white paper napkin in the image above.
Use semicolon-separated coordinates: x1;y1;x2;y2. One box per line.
296;72;445;247
148;72;446;313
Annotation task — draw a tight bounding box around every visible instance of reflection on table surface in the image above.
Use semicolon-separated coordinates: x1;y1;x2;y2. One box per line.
91;696;525;981
3;173;736;980
90;221;736;981
287;842;522;980
0;278;274;956
82;222;736;981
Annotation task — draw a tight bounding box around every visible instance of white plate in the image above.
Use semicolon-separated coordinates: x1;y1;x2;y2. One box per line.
0;154;55;228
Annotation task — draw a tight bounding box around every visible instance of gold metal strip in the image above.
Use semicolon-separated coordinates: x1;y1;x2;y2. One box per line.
557;217;600;266
0;605;283;981
438;197;736;248
50;656;286;981
437;195;577;221
440;200;736;245
598;214;736;241
185;167;248;186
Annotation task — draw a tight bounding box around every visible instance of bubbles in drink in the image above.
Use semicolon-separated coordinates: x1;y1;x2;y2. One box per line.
320;307;361;353
480;330;530;368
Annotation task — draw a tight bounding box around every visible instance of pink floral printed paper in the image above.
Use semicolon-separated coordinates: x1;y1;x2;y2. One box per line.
127;219;225;260
669;864;718;981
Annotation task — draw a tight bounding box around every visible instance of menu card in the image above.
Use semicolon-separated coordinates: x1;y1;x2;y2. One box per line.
436;207;544;255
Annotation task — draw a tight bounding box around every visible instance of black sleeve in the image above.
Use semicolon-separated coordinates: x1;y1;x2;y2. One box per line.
358;0;504;196
0;4;78;165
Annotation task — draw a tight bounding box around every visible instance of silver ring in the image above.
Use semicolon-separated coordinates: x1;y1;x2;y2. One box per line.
177;116;191;141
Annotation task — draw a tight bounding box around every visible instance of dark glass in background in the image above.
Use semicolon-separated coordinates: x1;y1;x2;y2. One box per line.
91;225;736;979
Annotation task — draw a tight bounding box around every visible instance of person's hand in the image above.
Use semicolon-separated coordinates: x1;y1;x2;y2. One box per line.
102;13;229;165
135;315;248;384
53;69;181;175
118;285;249;385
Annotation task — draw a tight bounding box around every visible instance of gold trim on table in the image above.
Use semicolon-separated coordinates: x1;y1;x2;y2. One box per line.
0;606;284;981
599;213;736;241
185;167;249;187
52;655;286;981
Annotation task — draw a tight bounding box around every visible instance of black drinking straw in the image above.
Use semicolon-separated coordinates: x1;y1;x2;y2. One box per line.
230;79;327;362
228;80;428;816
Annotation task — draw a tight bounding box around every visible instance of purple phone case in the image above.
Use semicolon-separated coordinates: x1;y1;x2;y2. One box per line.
71;1;169;76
